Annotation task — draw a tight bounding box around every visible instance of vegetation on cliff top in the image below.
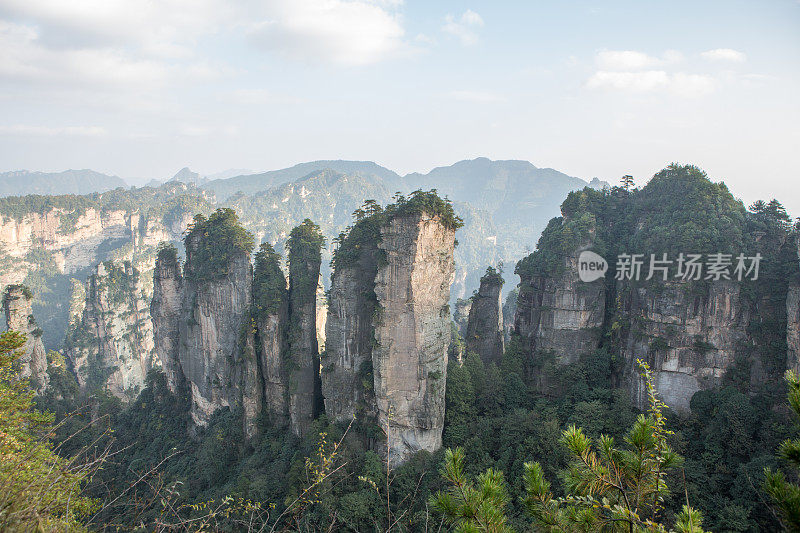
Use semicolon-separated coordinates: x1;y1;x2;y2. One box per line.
184;208;255;283
516;164;776;280
385;189;464;231
252;242;287;320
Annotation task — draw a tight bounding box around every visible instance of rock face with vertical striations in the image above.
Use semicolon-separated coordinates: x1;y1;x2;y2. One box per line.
286;220;325;437
514;250;606;366
373;210;456;466
151;245;184;394
252;242;289;424
620;281;749;413
322;215;381;425
464;267;505;364
3;284;48;392
788;235;800;373
178;212;257;433
65;261;156;401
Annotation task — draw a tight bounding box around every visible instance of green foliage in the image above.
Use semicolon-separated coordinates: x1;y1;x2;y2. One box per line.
431;447;514;532
764;370;800;530
331;200;384;272
184;208;255;283
385;189;464;231
0;331;97;531
252;242;288;320
156;242;179;269
287;218;325;301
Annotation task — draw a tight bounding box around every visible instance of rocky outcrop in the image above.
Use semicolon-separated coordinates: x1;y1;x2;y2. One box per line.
65;261;157;401
286;220;325;437
179;233;256;432
514;251;606;365
789;237;800;373
622;281;749;413
464;268;504;364
373;213;456;465
322;234;380;425
453;298;472;338
3;285;48;392
151;246;184;393
252;242;289;424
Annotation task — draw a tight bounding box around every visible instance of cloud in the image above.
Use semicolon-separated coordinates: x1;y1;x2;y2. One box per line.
247;0;406;66
449;90;503;103
0;124;107;136
442;9;484;46
231;89;303;105
701;48;746;62
596;49;683;70
0;19;216;87
587;70;715;97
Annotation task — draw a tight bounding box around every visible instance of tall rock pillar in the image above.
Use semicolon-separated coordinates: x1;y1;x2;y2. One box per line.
3;284;48;393
286;219;325;437
464;267;505;364
373;211;456;465
151;245;184;394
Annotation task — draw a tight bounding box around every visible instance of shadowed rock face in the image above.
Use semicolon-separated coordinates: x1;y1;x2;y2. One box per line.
789;237;800;373
287;252;322;437
453;299;472;338
178;243;255;431
151;253;183;394
514;252;606;366
621;281;749;413
322;238;380;424
373;213;456;466
66;261;156;401
3;285;48;393
465;270;504;364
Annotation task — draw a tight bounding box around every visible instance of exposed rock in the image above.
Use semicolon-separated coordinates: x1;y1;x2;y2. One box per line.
621;281;749;413
316;276;328;352
464;267;504;364
2;284;48;392
788;237;800;373
322;234;380;424
453;298;472;338
252;242;289;423
373;213;456;466
65;261;156;401
179;234;255;431
151;246;184;393
514;251;606;366
286;220;325;437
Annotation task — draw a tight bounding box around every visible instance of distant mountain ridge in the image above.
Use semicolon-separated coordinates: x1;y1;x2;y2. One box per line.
0;169;127;197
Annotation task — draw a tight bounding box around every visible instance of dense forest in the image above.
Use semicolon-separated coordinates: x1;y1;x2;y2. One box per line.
2;168;800;532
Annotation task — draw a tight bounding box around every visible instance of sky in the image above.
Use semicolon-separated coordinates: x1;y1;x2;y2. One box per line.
0;0;798;213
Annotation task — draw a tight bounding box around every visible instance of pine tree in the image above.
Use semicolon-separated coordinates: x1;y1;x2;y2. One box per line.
621;175;635;191
764;370;800;531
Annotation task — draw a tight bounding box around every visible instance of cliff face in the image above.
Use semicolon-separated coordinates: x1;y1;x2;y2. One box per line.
65;261;157;401
514;252;606;365
179;239;255;430
322;238;380;424
151;249;184;393
373;213;456;465
287;233;323;437
453;298;472;338
621;281;749;413
3;285;48;392
464;269;504;364
789;236;800;373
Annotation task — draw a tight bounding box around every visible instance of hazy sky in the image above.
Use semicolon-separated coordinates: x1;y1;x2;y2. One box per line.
0;1;798;213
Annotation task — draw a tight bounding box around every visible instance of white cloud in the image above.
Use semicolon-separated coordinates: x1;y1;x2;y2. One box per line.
442;9;484;46
231;89;303;105
596;49;683;70
701;48;746;62
587;70;715;97
0;124;107;136
248;0;406;66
